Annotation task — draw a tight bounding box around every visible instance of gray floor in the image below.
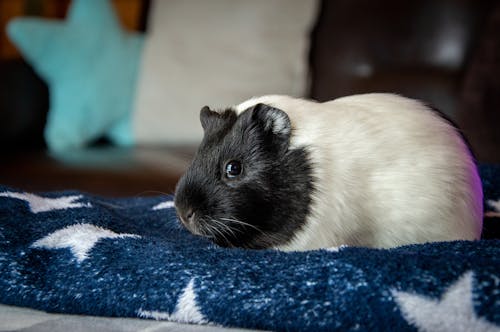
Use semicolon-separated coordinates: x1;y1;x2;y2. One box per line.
0;304;261;332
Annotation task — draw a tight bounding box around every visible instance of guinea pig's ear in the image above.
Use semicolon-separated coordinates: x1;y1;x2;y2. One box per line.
200;106;237;133
251;103;291;150
200;106;216;131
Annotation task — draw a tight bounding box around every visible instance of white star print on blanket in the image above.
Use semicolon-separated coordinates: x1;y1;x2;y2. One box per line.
31;223;140;262
0;191;91;213
392;271;499;332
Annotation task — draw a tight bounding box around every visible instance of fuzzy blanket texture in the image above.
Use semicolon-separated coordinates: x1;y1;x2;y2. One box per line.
0;166;499;331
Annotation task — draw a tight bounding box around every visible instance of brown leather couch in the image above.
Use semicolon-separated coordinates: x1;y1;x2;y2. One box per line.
1;0;499;196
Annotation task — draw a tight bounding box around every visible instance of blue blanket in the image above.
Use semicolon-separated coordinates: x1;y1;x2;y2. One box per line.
1;166;499;331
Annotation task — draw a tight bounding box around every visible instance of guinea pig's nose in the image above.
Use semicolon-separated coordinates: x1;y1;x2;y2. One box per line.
180;208;195;225
186;209;195;223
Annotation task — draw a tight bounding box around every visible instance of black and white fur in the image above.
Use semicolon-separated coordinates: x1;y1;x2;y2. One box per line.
175;94;483;250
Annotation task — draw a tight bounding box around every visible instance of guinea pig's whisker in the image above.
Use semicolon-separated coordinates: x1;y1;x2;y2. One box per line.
202;224;217;240
195;217;210;236
209;218;237;238
207;221;226;237
199;218;220;240
205;217;232;242
222;216;288;245
208;216;288;247
221;217;265;234
209;224;232;245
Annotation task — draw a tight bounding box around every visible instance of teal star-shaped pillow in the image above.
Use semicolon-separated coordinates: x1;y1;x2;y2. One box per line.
7;0;144;152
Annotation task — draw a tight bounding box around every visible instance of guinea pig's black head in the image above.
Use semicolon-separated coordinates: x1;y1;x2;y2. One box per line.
174;103;314;249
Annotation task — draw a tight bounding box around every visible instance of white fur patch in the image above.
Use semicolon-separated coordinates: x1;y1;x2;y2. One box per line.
234;95;294;115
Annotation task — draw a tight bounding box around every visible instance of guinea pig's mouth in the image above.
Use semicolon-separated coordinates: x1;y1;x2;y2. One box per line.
177;211;279;249
178;213;204;237
178;214;241;246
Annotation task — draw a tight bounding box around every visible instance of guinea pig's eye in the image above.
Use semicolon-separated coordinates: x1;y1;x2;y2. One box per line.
224;160;243;179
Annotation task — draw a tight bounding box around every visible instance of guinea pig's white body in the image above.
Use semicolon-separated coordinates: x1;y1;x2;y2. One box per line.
235;93;483;250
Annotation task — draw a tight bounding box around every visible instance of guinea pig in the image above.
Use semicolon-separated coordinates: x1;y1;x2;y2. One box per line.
174;93;483;250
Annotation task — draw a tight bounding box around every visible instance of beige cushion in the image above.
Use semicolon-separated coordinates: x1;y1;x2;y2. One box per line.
132;0;318;144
